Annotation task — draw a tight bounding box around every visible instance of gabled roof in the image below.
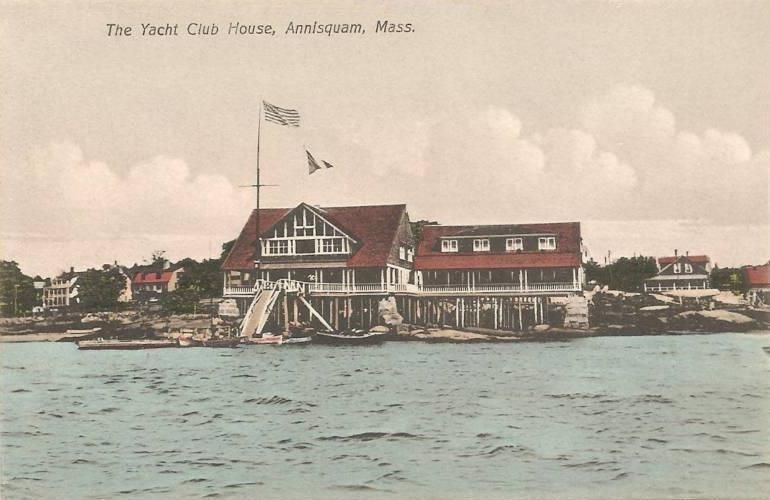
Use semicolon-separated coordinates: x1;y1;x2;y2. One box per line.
658;255;710;265
744;263;770;287
414;222;581;270
133;271;176;284
436;224;563;238
221;203;407;270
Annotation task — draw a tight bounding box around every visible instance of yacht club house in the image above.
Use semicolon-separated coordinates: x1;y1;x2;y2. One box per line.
221;202;585;334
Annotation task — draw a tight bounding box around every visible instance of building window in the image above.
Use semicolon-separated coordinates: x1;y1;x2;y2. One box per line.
407;248;414;262
294;210;316;237
399;246;406;260
473;239;490;252
673;263;682;274
538;237;556;250
441;240;458;252
506;238;523;251
266;240;290;255
684;263;693;273
319;238;344;254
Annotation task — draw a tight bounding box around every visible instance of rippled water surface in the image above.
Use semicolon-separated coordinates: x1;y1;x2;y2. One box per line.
2;334;770;499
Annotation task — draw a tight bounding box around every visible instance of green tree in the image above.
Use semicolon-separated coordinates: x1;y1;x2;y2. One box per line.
583;258;605;286
410;220;439;243
175;258;222;299
585;256;658;292
710;266;746;294
0;261;37;316
77;267;127;312
161;287;201;315
220;239;236;260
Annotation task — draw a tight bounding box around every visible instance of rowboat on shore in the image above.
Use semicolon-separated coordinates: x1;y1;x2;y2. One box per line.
283;336;312;345
201;337;241;348
242;333;283;345
77;338;177;350
313;330;387;345
66;327;102;335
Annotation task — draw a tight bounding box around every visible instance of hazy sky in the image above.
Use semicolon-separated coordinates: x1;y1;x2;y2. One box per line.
2;0;769;277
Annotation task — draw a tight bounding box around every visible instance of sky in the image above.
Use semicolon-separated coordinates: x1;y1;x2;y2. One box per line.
1;0;769;277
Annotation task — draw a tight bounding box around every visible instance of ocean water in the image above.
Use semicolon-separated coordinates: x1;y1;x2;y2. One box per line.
2;334;770;500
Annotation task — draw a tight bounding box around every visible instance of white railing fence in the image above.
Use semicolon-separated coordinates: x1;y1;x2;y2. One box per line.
224;280;579;296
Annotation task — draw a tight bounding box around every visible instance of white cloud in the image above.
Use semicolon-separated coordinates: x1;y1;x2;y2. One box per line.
3;85;768;276
1;142;253;275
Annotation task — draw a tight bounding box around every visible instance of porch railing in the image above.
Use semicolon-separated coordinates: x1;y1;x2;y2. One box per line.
420;282;579;294
224;280;578;296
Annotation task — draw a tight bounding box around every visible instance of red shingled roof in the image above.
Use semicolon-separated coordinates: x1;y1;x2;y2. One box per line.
221;203;407;270
414;222;581;270
658;255;710;265
133;271;175;284
744;263;770;287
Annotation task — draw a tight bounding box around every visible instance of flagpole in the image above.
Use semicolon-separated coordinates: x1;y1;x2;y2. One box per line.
255;100;262;277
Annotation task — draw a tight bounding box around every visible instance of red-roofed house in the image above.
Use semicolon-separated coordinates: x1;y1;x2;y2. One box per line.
222;202;415;295
744;263;770;305
132;267;184;300
414;222;583;293
222;202;585;332
643;251;711;292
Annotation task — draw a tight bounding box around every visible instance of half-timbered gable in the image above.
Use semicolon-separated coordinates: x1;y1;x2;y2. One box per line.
260;203;357;257
221;203;413;292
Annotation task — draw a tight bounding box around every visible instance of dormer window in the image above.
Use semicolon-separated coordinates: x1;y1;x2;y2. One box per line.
399;246;406;260
538;237;556;250
506;238;523;251
473;239;490;252
673;263;682;274
407;248;414;262
684;263;693;273
441;239;458;252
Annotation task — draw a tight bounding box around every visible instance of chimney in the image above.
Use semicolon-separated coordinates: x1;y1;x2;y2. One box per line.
70;266;74;273
674;249;678;257
685;250;689;257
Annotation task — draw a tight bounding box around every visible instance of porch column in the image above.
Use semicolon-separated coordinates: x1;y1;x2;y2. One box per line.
572;268;577;289
380;269;385;289
455;298;460;327
524;270;528;291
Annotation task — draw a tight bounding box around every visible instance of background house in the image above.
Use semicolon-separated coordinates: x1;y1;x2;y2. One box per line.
42;269;81;310
131;263;184;302
644;251;711;292
744;263;770;306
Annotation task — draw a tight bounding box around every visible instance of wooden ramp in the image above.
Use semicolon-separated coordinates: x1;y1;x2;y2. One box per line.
240;288;281;337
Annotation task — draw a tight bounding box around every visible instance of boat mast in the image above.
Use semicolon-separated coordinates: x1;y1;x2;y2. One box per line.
255;101;262;279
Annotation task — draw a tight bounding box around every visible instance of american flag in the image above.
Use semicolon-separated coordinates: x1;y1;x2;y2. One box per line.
306;150;322;175
263;101;300;127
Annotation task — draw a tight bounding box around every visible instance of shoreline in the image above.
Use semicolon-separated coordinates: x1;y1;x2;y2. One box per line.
2;326;768;344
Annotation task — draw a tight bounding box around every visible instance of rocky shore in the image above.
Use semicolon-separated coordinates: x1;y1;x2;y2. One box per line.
2;292;769;344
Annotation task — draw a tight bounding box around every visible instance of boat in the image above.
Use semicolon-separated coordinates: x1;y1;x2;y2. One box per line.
283;336;312;345
177;333;202;347
242;333;283;345
66;327;102;335
313;330;387;345
77;338;177;350
202;336;241;348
